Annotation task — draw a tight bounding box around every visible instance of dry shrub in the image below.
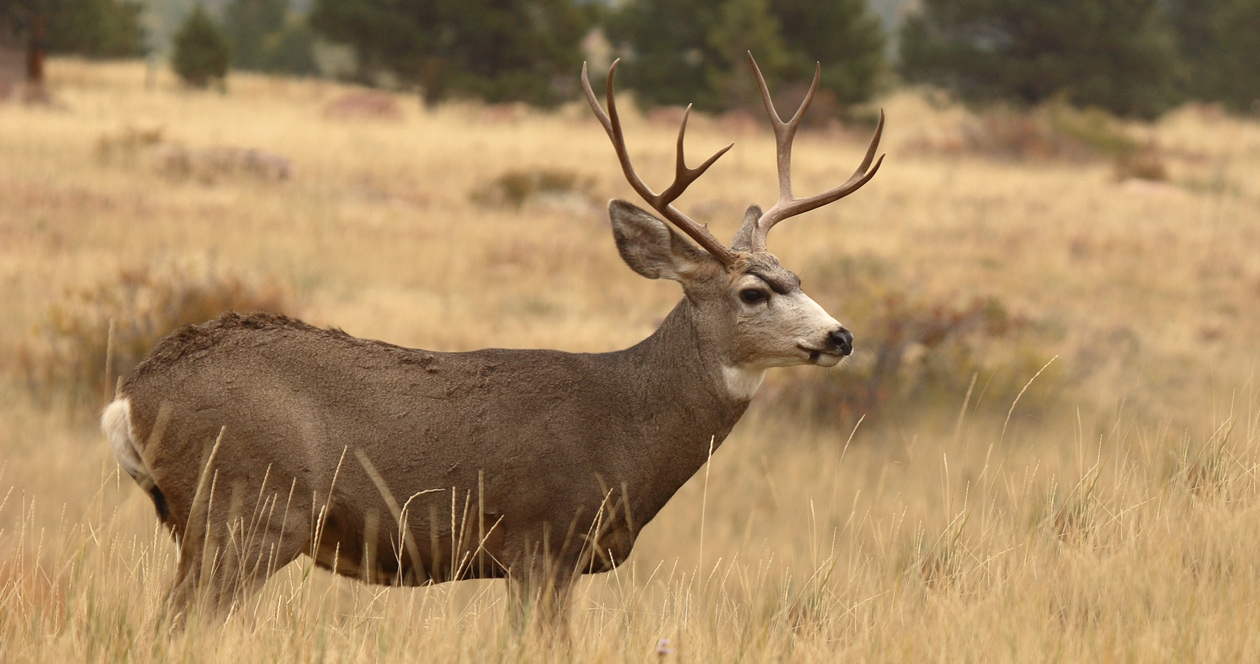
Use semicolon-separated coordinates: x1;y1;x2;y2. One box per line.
95;125;165;163
1113;141;1168;182
909;101;1167;180
322;91;403;121
469;167;595;210
761;255;1058;428
18;263;295;408
152;144;294;182
96;126;293;183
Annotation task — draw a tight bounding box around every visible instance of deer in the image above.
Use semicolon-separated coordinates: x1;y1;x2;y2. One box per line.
100;54;884;630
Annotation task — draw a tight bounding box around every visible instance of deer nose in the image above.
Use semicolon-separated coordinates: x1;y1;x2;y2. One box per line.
828;327;853;356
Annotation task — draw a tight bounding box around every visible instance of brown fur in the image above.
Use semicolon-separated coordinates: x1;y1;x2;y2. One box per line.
105;200;855;629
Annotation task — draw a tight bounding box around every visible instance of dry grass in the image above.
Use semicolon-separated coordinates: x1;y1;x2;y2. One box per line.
1;58;1259;661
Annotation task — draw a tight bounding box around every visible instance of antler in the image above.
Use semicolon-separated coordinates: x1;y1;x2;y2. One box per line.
582;60;738;266
747;52;885;253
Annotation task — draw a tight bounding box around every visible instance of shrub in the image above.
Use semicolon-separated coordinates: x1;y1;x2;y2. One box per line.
469;168;594;210
907;102;1168;180
759;254;1059;429
18;263;295;408
172;4;231;89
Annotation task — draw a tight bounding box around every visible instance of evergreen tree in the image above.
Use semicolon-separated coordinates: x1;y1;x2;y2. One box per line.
604;0;724;111
607;0;886;114
1167;0;1260;113
47;0;145;57
1;0;144;90
222;0;286;70
774;0;886;111
172;4;231;88
310;0;588;107
222;0;318;76
899;0;1181;119
705;0;791;111
257;22;319;76
1212;0;1260;112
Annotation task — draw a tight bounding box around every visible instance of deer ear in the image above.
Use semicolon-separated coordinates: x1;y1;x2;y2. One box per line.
609;200;712;281
730;205;762;252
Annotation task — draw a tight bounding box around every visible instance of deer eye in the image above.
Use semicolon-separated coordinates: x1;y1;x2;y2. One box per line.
739;288;768;304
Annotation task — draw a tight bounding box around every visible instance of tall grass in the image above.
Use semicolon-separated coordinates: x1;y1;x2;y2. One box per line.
0;59;1258;660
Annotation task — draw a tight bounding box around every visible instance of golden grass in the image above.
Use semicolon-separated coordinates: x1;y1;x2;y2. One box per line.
1;59;1260;661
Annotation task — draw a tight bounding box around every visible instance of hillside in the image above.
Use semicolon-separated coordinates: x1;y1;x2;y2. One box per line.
1;59;1258;661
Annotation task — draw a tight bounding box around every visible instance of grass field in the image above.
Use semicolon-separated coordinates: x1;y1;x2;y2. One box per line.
1;59;1259;661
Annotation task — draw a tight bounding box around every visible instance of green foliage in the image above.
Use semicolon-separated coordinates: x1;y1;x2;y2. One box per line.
256;21;318;76
221;0;318;76
899;0;1182;119
1167;0;1260;113
18;264;295;408
608;0;887;115
47;0;145;57
770;0;887;111
603;0;722;110
222;0;284;69
0;0;144;59
704;0;791;111
171;4;231;88
310;0;588;107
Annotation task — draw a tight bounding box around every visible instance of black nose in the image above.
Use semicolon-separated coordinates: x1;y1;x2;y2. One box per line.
828;327;853;356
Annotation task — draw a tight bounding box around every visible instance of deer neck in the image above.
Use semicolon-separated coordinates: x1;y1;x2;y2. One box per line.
611;297;756;515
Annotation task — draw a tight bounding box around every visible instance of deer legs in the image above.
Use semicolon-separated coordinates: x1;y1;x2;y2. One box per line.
163;483;307;630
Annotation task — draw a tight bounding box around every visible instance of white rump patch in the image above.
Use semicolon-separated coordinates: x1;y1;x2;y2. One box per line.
721;365;765;401
102;398;150;487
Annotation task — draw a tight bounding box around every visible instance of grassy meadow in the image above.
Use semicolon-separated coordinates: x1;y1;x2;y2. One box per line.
1;59;1259;661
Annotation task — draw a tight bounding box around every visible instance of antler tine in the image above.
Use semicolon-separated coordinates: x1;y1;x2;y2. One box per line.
747;52;885;253
582;60;737;265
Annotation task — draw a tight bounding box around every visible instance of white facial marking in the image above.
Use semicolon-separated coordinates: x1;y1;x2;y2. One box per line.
787;291;841;332
721;365;766;401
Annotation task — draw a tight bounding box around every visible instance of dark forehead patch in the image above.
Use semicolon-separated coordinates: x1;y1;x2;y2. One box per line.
749;270;800;294
740;252;801;293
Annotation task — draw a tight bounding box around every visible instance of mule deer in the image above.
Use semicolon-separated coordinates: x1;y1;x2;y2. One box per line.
101;54;884;627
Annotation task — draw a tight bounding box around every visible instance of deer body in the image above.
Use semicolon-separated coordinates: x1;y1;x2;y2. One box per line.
109;294;751;587
103;55;884;627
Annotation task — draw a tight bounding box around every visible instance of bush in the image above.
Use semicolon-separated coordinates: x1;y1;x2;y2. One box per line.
759;255;1060;429
469;168;594;210
172;4;231;89
18;263;295;408
906;102;1168;180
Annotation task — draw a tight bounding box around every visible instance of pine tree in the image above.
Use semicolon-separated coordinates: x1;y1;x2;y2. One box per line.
705;0;791;111
607;0;886;114
1167;0;1260;113
1212;0;1260;112
899;0;1181;119
604;0;724;111
1;0;144;91
310;0;588;107
172;4;231;89
774;0;886;112
222;0;286;70
257;22;319;76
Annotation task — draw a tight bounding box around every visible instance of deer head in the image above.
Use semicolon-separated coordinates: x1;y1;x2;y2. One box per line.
582;54;885;380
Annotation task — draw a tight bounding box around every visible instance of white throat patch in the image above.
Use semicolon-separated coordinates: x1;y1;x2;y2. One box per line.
721;365;766;401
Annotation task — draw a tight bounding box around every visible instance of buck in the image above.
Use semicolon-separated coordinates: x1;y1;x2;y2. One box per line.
101;54;884;627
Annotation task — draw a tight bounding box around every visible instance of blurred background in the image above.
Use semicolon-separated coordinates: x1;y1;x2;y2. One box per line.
1;1;1259;661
